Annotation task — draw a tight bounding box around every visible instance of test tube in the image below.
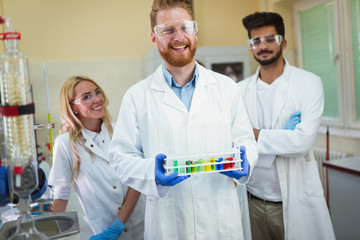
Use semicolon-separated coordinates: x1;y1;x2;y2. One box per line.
225;157;233;169
206;160;211;172
218;157;223;170
192;161;197;173
186;161;191;173
198;159;203;172
210;158;215;171
180;160;185;174
173;160;178;173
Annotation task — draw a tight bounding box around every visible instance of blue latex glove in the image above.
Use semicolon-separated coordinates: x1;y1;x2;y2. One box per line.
285;111;301;130
89;218;125;240
220;146;249;180
0;166;10;206
155;154;190;186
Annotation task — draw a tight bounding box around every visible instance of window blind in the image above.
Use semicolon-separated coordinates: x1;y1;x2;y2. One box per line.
300;1;339;118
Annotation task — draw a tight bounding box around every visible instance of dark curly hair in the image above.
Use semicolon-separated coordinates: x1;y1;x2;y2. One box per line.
242;12;285;39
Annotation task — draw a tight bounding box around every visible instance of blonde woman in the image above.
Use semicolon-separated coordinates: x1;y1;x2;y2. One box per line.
49;76;144;239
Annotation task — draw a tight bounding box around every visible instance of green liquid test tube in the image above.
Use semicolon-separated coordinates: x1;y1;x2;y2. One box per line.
198;159;203;172
192;161;197;173
180;161;185;174
173;160;178;173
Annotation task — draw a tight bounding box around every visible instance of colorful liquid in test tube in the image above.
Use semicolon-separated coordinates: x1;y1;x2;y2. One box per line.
198;160;203;172
173;160;178;173
192;161;197;173
206;160;211;172
210;158;215;171
218;158;223;170
186;161;191;173
180;162;185;174
225;157;234;169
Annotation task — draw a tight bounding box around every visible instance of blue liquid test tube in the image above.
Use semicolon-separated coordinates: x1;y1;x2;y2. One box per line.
218;157;223;170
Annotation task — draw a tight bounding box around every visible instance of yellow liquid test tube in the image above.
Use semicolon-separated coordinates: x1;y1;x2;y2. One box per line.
198;159;203;172
210;158;215;171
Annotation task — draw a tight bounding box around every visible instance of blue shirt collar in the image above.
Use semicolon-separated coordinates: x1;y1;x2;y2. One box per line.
163;64;199;88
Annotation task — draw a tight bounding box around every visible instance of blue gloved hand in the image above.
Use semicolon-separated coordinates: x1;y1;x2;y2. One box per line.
285;111;301;130
220;146;249;180
155;154;190;186
0;166;10;206
89;218;125;240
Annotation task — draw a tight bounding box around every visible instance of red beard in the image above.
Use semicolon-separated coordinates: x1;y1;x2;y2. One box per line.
159;40;197;67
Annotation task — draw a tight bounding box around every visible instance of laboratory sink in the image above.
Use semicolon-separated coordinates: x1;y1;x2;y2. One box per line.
0;211;80;239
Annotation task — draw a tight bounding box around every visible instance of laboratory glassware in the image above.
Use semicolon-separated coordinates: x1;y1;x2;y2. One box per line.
0;18;47;240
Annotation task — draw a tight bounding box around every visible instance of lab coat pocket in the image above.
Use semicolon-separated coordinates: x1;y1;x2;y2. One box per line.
146;197;178;240
218;190;243;239
302;161;324;197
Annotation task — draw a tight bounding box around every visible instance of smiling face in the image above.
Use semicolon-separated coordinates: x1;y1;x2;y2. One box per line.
151;7;197;68
250;25;287;66
71;80;105;126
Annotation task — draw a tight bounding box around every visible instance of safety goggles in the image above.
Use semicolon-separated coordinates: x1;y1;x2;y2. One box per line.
72;89;103;105
153;20;198;38
248;34;283;50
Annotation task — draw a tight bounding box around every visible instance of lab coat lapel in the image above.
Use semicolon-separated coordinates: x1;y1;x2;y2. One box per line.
244;70;260;129
82;130;108;161
271;62;289;128
189;66;214;113
151;65;188;113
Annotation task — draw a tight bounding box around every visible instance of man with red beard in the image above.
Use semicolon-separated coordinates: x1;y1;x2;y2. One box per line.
109;0;258;239
238;12;335;240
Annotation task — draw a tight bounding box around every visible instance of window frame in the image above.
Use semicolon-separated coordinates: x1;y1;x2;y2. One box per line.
294;0;360;132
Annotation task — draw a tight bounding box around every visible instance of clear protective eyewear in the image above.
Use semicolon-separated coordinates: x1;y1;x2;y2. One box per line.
153;20;198;38
72;88;103;105
248;34;283;50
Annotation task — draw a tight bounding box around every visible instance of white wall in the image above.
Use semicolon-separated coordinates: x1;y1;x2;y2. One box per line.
30;58;143;145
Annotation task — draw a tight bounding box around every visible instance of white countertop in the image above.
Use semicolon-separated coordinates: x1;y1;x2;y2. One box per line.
323;156;360;174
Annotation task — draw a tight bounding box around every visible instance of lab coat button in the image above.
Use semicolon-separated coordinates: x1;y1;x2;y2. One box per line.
106;161;110;165
90;144;94;147
118;206;121;210
113;185;117;189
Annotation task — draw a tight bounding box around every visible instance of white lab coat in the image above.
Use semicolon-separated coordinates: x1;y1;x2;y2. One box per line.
49;124;145;239
238;60;335;240
109;63;258;240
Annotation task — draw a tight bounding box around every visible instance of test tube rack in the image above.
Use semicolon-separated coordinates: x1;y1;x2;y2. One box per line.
164;150;242;176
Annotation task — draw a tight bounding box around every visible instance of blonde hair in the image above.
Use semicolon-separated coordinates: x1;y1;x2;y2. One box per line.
150;0;194;31
59;76;113;180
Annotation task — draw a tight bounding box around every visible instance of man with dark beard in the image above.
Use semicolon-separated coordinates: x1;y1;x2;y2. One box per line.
238;12;335;240
109;0;258;239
